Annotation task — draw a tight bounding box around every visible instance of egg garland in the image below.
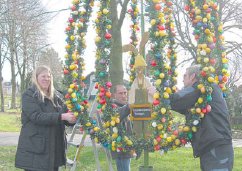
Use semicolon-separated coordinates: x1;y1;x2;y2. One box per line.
146;0;181;152
63;0;93;118
128;0;139;86
64;0;89;121
94;0;135;151
164;1;177;92
209;3;229;97
94;0;118;148
181;0;215;142
179;0;228;141
63;0;111;146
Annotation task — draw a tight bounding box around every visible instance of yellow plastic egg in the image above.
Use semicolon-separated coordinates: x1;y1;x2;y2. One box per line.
183;126;190;132
166;137;172;142
112;133;118;139
175;139;181;146
198;97;203;104
153;92;160;99
94;127;100;132
127;140;133;146
163;92;169;99
208;77;214;83
160;108;166;114
159;73;165;79
102;9;109;14
155;79;162;86
150;19;156;26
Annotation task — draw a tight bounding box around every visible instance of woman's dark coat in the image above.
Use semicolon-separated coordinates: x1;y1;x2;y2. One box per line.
15;86;68;171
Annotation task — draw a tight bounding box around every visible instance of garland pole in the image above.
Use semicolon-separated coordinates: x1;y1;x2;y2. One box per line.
140;0;151;170
140;0;146;61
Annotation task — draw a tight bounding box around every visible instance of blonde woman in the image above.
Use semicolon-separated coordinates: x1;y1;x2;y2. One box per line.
15;65;76;171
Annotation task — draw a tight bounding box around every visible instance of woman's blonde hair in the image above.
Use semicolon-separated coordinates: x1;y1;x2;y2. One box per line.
32;65;55;102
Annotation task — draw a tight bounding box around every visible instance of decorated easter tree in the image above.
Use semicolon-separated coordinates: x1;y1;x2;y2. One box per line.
62;0;228;170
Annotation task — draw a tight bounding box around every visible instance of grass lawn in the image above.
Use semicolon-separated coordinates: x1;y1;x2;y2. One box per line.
0;146;241;171
0;113;21;132
0;112;241;170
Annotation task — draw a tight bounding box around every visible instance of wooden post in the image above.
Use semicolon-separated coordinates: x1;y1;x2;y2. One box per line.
143;121;149;167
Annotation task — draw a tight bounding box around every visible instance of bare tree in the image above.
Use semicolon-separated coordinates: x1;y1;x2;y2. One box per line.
220;0;242;86
14;0;49;95
172;0;242;86
0;0;50;108
6;0;17;108
227;50;242;87
0;7;8;111
0;41;8;112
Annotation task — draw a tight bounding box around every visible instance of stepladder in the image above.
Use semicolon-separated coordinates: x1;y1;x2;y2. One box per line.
65;114;114;171
65;75;114;171
65;123;88;171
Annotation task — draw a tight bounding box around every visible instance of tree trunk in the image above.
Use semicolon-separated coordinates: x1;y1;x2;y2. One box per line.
0;39;5;112
20;38;27;95
110;29;123;87
110;1;124;88
0;72;4;112
10;55;16;109
9;21;16;109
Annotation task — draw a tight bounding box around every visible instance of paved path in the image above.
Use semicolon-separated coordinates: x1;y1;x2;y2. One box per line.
0;132;20;146
0;132;242;147
0;132;95;146
232;139;242;147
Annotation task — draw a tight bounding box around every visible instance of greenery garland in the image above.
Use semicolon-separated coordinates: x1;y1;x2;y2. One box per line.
146;0;180;152
93;0;133;150
128;0;139;86
210;2;229;96
63;0;93;117
63;0;111;147
179;0;228;143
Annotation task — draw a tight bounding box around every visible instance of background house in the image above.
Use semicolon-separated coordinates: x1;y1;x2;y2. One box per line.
2;81;20;96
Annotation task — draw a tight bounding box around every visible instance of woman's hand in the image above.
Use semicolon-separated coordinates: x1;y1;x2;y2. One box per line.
61;112;77;124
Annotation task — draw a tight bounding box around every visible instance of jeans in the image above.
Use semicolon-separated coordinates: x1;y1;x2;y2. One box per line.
200;144;234;171
115;158;131;171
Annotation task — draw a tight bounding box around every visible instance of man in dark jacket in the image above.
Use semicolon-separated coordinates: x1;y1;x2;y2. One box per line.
111;84;133;171
170;65;234;171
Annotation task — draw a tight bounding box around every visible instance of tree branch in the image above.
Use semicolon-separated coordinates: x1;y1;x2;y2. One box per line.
118;0;130;28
